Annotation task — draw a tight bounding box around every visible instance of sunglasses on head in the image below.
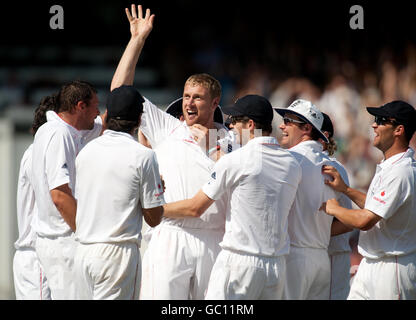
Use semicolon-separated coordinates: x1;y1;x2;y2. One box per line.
374;115;398;126
283;117;306;125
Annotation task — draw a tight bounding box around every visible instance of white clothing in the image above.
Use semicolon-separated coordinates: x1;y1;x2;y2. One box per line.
284;140;339;300
205;249;287;300
35;235;78;300
15;144;37;249
31;111;101;237
329;252;351;300
140;225;223;300
31;111;102;299
349;148;416;300
14;144;50;299
287;140;337;249
284;246;331;300
74;242;141;300
140;97;231;230
139;97;233;299
202;136;302;257
13;248;50;300
75;130;165;245
326;155;353;300
74;130;164;300
348;252;416;300
360;148;416;259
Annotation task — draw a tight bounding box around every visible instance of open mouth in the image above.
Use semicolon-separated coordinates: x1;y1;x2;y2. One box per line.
186;110;197;119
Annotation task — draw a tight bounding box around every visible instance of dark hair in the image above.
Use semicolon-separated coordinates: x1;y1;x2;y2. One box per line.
402;123;416;144
106;118;140;134
31;94;59;136
254;121;272;135
57;80;97;113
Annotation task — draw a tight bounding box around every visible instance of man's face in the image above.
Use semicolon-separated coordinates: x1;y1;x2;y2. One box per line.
372;117;397;152
279;114;307;149
229;118;250;146
81;93;100;130
182;84;217;127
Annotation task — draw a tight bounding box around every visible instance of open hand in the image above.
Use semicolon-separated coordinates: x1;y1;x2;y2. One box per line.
125;4;155;40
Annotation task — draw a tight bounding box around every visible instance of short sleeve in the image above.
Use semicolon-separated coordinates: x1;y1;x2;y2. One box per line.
139;150;166;209
365;168;411;220
202;155;232;201
45;131;71;190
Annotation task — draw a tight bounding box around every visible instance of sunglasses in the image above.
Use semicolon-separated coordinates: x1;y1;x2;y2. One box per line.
374;116;398;126
283;117;306;125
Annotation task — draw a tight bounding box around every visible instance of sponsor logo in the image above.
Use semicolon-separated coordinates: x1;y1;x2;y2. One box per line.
373;196;386;205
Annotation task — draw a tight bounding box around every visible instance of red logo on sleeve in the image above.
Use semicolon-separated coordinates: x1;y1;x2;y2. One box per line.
381;191;385;197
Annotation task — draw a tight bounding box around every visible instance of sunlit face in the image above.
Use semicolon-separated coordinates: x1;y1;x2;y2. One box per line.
81;93;100;130
279;114;307;149
371;119;396;152
182;84;217;127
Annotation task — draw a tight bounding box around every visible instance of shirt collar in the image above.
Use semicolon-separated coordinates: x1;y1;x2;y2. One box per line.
46;110;81;138
379;148;415;169
103;129;136;141
292;140;323;152
246;136;279;147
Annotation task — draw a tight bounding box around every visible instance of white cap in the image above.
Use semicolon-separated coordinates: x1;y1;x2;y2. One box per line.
274;99;329;143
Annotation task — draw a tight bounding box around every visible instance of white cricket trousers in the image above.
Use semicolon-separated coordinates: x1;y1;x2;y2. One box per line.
205;249;286;300
284;246;331;300
329;252;351;300
140;224;223;300
13;248;51;300
348;252;416;300
35;234;77;300
74;242;141;300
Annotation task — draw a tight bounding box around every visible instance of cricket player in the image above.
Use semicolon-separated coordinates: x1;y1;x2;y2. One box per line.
320;112;353;300
163;95;302;299
73;85;165;299
31;80;103;299
13;95;58;300
275;99;348;299
111;5;235;299
322;100;416;299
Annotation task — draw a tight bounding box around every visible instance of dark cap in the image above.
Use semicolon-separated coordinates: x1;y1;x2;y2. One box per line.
321;112;334;138
107;85;144;121
367;100;416;125
221;95;273;124
165;97;224;124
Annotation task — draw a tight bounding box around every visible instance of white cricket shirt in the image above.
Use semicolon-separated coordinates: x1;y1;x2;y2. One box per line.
74;130;165;245
288;140;338;249
14;144;37;249
360;148;416;259
140;97;233;230
202;136;302;256
31;111;102;237
327;156;353;255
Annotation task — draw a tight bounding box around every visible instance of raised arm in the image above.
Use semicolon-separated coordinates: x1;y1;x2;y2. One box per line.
111;4;155;91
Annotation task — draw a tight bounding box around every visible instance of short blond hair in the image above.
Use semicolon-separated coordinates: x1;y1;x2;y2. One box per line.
185;73;221;100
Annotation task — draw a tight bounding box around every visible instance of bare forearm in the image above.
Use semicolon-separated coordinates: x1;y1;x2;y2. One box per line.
163;199;200;218
111;37;146;91
328;205;376;231
331;218;353;236
344;187;367;209
50;187;77;231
